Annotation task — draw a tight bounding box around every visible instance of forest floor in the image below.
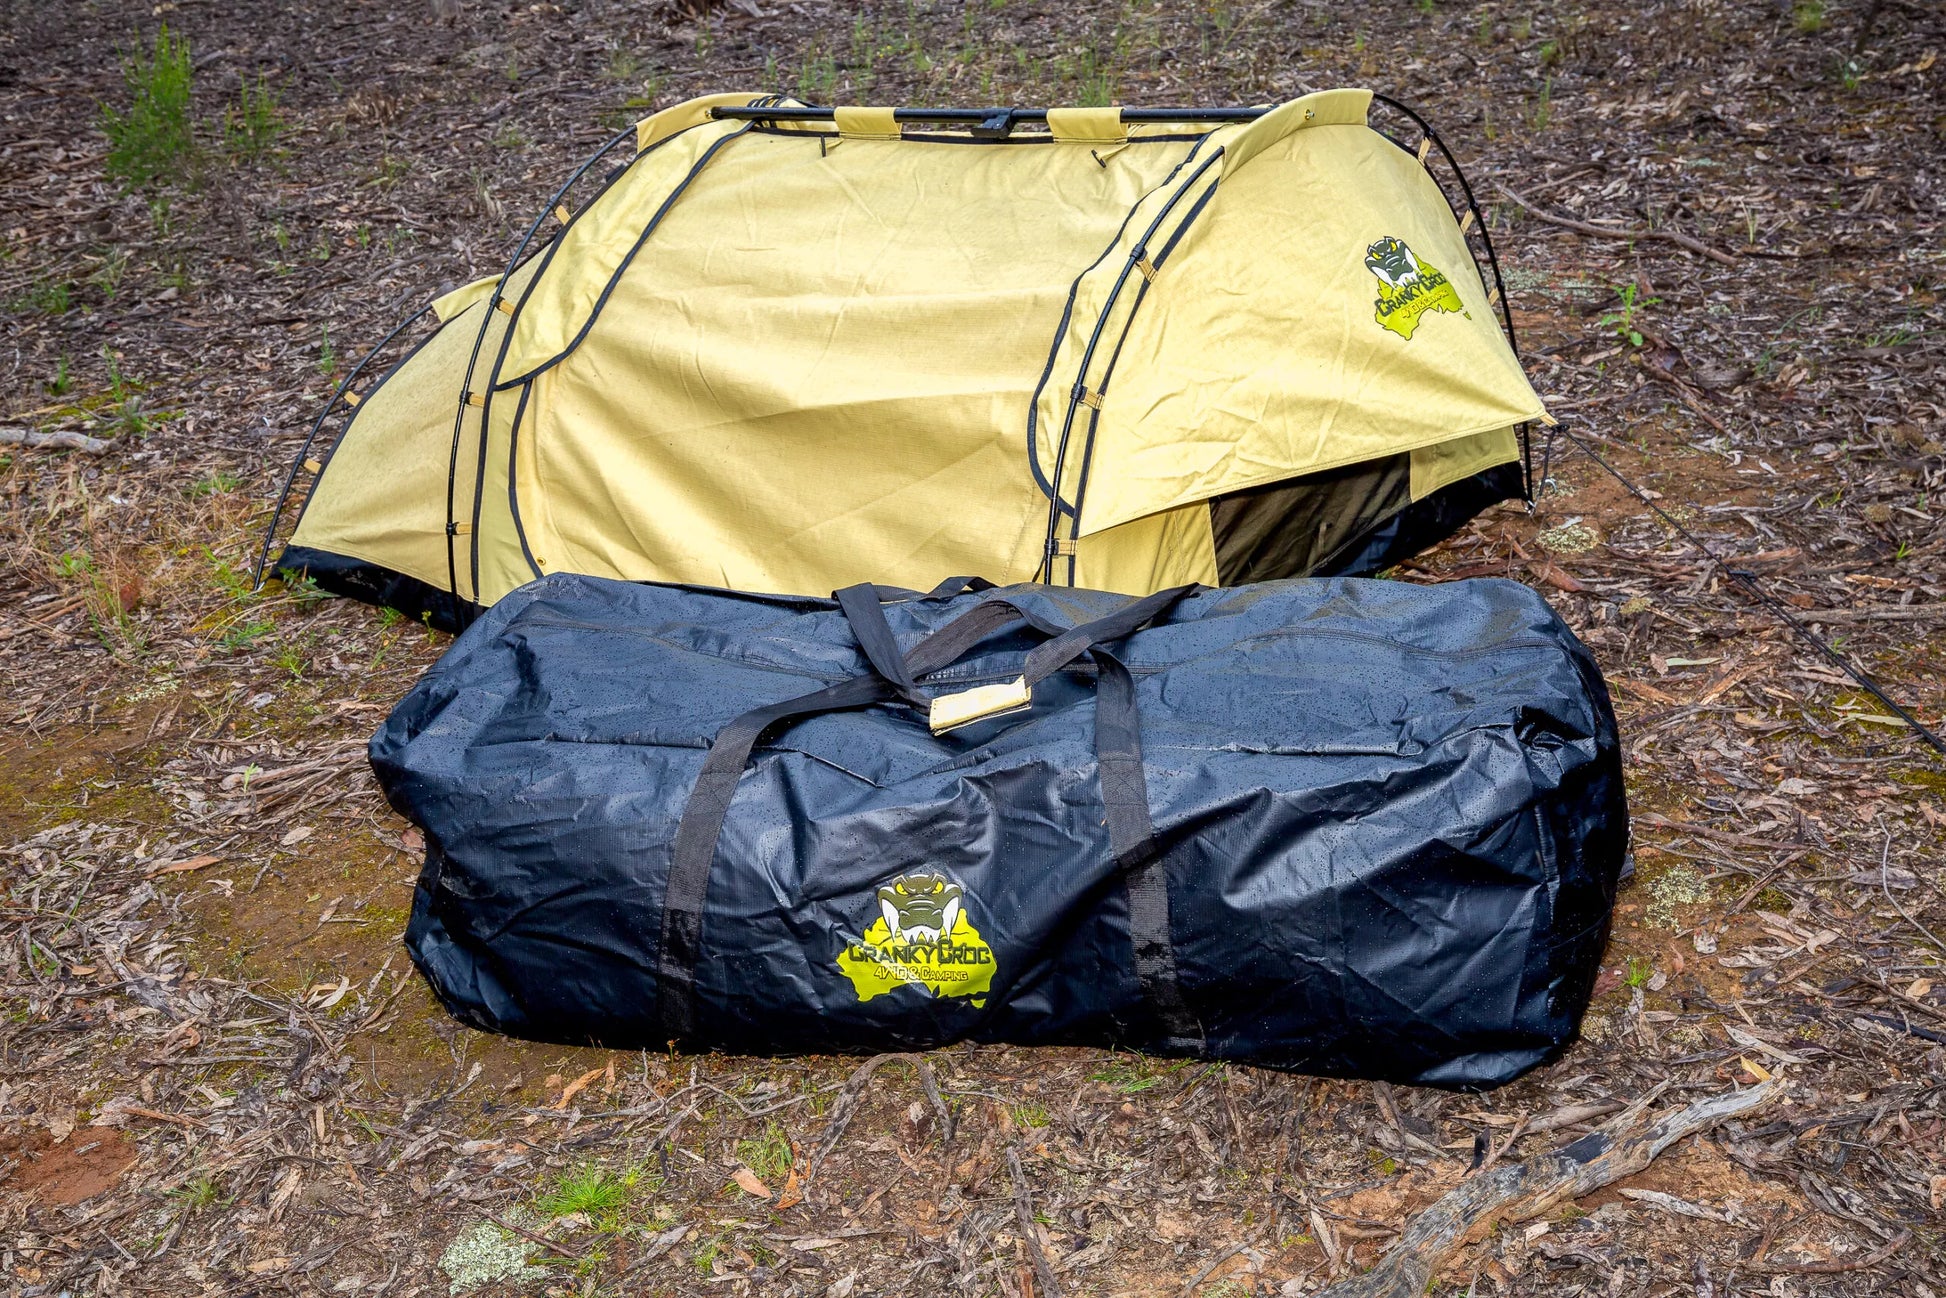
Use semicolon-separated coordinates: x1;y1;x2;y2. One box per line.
1;1;1943;1295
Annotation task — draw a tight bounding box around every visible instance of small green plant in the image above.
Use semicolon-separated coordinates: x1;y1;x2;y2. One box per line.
220;620;274;651
47;353;74;396
605;46;641;83
101;25;196;190
271;641;306;680
282;573;332;602
1624;954;1654;988
796;51;838;103
1415;0;1435;13
1598;282;1659;348
1009;1103;1051;1128
168;1174;226;1211
377;605;405;628
1367;1147;1399;1176
1073;48;1115;108
101;348;149;435
318;325;336;376
1475;12;1495;44
190;470;241;496
207;545;255;602
1793;0;1826;34
16;277;72;315
224;74;284;160
1531;76;1553;131
90;248;130;302
1090;1057;1160;1094
56;550;95;580
535;1164;633;1219
734;1122;793;1182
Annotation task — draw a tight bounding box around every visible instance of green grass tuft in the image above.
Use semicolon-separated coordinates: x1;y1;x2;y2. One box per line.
102;25;195;190
224;74;284;160
734;1122;793;1182
534;1164;632;1218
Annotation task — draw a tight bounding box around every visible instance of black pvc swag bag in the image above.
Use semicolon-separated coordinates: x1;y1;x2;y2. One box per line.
374;572;1627;1090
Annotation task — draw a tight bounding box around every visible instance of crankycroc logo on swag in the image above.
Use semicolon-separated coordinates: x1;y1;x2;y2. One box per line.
1365;236;1466;339
836;870;995;1005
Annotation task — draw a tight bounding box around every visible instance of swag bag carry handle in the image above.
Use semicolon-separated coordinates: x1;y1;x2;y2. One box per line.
656;582;1203;1046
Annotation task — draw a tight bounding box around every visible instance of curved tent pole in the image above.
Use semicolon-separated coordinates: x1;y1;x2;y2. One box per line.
1370;94;1518;359
1038;150;1228;584
251;301;434;592
1369;92;1534;502
441;123;640;607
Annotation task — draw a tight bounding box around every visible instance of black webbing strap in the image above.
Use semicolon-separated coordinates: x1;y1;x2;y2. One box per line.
1090;645;1201;1046
656;586;1202;1045
656;673;894;1041
834;584;926;705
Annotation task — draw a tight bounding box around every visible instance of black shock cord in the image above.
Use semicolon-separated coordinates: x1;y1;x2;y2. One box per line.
1558;424;1945;760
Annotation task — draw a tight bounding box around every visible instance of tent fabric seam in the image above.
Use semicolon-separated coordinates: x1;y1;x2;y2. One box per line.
491;123;756;393
1061;179;1223;566
1040;149;1228;573
1021;132;1220;511
279;302;446;555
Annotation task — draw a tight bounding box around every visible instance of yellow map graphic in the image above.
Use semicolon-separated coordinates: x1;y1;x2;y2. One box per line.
837;910;995;1005
1372;256;1464;340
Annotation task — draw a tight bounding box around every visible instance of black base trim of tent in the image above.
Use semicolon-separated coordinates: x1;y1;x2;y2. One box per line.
1310;461;1525;579
273;546;479;634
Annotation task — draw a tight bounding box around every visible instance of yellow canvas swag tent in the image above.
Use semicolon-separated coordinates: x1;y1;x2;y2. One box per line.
263;89;1548;628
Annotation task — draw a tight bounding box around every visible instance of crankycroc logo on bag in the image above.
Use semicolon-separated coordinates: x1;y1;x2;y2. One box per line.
1365;236;1465;339
837;870;995;1005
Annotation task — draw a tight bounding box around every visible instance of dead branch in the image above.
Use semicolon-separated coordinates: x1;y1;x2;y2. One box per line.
804;1052;953;1187
1313;1081;1780;1298
1741;1228;1911;1274
1495;184;1741;267
480;1208;588;1262
1008;1145;1065;1298
0;426;113;454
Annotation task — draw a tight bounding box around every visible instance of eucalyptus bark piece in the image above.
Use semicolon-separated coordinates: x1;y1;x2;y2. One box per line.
1315;1081;1780;1298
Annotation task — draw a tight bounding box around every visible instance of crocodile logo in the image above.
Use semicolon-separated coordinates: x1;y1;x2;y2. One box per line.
836;870;995;1005
1365;236;1466;339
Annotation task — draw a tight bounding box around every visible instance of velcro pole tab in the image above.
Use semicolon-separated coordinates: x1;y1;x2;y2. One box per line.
494;297;514;315
1134;254;1158;283
1048;106;1126;144
1417;137;1432;163
1052;538;1078;556
553;203;572;224
930;677;1032;734
464;392;484;408
303;458;323;474
341;389;361;408
834;106;900;139
1078;388;1104;410
1459;210;1476;235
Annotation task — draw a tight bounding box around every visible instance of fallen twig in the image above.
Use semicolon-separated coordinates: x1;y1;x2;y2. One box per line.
481;1209;588;1262
0;426;113;454
1496;183;1740;267
1740;1229;1911;1274
1313;1081;1779;1298
805;1052;952;1186
1180;1241;1248;1295
1008;1145;1065;1298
